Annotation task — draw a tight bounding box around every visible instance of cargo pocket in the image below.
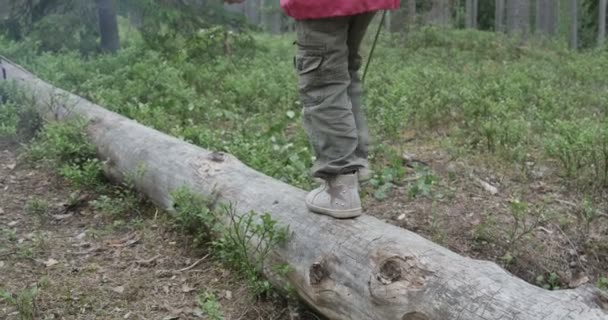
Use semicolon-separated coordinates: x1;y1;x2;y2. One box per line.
295;54;325;106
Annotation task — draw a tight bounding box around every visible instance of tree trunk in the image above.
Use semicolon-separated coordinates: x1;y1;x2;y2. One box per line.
388;7;407;32
570;0;578;49
507;0;530;38
495;0;505;32
244;0;260;25
465;0;476;29
599;0;607;46
407;0;417;30
2;57;608;320
536;0;544;34
473;0;478;28
428;0;450;26
96;0;120;54
547;0;559;35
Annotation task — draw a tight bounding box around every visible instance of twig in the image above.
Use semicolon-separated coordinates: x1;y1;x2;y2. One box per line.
555;198;577;208
553;223;588;274
0;250;15;257
135;254;160;267
174;254;210;273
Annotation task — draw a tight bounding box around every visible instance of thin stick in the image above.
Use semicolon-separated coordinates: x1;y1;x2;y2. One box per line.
362;10;387;84
174;253;210;273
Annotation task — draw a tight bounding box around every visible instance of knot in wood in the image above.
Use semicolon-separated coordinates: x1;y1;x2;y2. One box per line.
379;259;403;284
209;151;225;162
309;262;327;285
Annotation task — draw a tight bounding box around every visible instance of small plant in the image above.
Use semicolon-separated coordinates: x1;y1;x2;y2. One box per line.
213;204;290;297
578;199;600;240
27;119;106;189
598;276;608;291
408;167;438;199
0;99;19;137
90;191;139;218
506;199;550;249
429;199;445;244
197;291;225;320
0;286;39;320
25;198;49;216
3;228;17;242
58;159;104;189
535;272;562;290
171;187;219;246
171;188;291;297
369;148;406;201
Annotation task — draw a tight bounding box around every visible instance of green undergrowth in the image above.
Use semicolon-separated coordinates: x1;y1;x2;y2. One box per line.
171;187;292;298
2;27;608;192
6;83;293;303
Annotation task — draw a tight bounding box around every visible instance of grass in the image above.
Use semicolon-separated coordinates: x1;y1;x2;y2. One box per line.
0;287;39;320
24;198;49;217
198;292;225;320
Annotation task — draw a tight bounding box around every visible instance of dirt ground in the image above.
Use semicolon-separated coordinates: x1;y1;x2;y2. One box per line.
363;137;608;290
0;137;312;320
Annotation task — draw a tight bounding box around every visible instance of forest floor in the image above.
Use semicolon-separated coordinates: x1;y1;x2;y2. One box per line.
362;135;608;291
0;136;315;320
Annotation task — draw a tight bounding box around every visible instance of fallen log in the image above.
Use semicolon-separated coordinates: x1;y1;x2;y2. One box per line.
2;57;608;320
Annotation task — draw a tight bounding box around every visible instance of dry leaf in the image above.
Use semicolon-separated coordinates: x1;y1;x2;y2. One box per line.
0;207;4;215
181;284;196;293
52;213;73;220
7;221;18;227
569;274;589;288
6;163;16;170
397;214;406;221
474;177;499;195
225;290;232;300
44;258;59;267
106;234;140;248
112;286;125;294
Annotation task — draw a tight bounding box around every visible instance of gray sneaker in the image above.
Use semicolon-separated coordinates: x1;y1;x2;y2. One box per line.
306;172;362;219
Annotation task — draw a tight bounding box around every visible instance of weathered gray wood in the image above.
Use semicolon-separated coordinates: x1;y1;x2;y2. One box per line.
2;57;608;320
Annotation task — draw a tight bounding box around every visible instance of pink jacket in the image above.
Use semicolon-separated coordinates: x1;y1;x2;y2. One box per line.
280;0;400;20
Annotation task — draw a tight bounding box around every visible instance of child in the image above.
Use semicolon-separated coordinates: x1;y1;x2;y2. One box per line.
226;0;400;218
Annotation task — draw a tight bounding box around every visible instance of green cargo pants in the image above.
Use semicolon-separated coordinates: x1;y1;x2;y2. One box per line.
295;12;376;179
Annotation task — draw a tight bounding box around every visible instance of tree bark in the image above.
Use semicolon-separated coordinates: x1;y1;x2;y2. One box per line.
599;0;607;46
507;0;530;37
407;0;417;30
536;0;544;34
427;0;450;26
570;0;578;49
2;57;608;320
465;0;477;29
473;0;478;28
495;0;505;32
96;0;120;54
